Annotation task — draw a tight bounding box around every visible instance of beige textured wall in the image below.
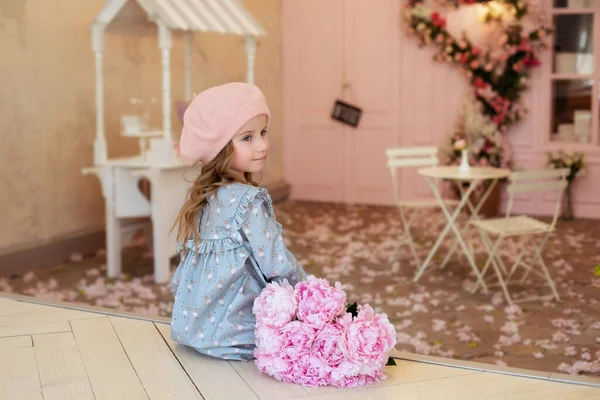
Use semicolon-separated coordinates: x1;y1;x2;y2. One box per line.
0;0;283;252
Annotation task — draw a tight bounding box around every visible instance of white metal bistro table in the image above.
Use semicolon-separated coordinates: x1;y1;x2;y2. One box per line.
414;166;511;289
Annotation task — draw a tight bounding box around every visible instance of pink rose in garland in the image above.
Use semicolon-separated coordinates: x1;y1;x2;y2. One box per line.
295;276;346;329
252;275;397;388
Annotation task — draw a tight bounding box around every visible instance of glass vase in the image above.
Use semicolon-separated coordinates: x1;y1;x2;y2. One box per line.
561;183;574;221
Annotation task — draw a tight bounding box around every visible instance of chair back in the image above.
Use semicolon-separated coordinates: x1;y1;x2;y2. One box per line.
505;168;570;229
385;147;439;204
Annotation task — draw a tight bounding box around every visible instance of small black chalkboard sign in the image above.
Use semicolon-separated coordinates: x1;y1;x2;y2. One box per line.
331;100;362;128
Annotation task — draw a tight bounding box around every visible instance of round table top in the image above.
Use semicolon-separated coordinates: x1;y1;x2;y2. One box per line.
418;166;511;181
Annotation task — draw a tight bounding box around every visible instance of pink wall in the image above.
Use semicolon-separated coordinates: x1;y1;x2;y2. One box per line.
282;1;600;219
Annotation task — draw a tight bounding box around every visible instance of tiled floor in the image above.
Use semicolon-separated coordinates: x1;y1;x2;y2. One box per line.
2;201;600;376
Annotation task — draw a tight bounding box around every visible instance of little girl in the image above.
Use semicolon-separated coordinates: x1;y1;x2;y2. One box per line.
170;82;307;361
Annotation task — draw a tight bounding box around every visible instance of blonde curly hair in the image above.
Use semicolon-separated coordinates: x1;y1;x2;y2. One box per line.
172;141;258;255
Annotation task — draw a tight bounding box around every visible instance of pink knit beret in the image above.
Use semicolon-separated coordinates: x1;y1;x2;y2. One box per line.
179;82;271;166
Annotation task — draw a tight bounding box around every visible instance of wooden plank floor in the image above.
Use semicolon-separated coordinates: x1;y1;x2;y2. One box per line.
0;296;598;400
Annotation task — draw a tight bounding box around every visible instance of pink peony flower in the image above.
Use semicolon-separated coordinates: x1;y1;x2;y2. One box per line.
312;322;345;368
254;325;284;356
255;355;291;382
339;305;397;365
329;359;385;388
295;276;346;329
253;277;396;388
253;280;297;327
289;353;330;387
279;320;317;360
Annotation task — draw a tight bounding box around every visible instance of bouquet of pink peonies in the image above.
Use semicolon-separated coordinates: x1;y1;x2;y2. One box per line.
252;275;397;388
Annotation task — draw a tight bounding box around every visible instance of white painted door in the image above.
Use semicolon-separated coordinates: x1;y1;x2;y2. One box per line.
283;0;400;205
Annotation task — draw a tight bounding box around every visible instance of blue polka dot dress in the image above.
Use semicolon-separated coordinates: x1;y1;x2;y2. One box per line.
170;183;307;361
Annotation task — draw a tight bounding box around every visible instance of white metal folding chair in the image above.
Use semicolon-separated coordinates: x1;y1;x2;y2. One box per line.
469;168;570;305
386;147;457;267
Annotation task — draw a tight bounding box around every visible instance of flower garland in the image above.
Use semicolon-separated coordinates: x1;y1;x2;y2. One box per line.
403;0;553;167
441;92;512;168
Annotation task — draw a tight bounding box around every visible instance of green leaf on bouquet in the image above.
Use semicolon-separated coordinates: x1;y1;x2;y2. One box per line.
594;265;600;277
346;302;358;318
386;357;397;366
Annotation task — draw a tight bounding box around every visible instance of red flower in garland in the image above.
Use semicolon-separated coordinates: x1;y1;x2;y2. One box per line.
492;114;505;125
489;95;511;125
431;12;447;29
523;56;540;67
491;96;510;114
483;138;494;153
473;77;488;89
518;38;532;52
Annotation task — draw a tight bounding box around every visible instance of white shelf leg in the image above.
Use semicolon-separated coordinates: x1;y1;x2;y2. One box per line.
105;201;122;279
158;22;173;145
92;23;107;164
133;168;191;284
245;35;256;85
184;32;193;101
83;166;122;279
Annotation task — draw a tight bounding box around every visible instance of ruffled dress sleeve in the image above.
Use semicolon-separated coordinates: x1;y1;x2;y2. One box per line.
233;187;307;286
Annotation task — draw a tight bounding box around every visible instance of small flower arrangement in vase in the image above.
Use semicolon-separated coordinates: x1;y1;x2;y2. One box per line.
121;97;163;158
454;138;471;172
439;94;512;216
440;94;512;170
121;97;158;136
547;150;586;221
